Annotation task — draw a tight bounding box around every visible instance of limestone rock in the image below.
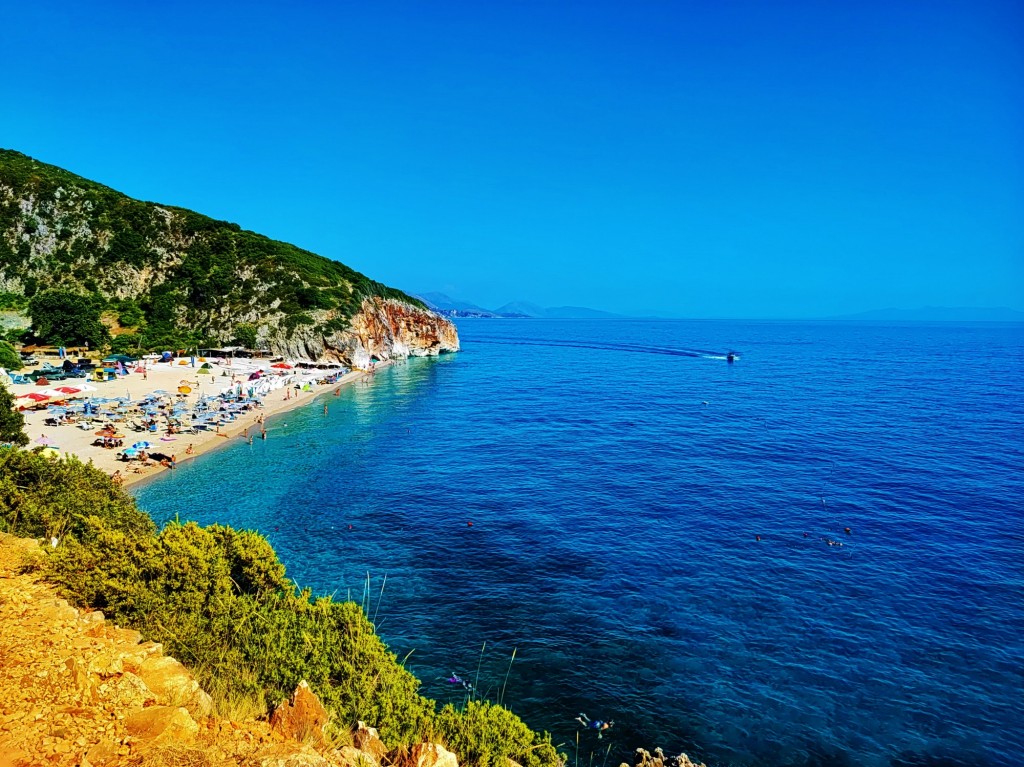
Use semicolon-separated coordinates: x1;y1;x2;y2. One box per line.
352;721;387;763
125;705;198;746
85;738;120;766
64;657;98;705
405;742;459;767
108;671;157;710
270;680;329;744
138;655;212;716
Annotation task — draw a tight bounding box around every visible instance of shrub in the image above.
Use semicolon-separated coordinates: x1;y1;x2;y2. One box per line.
435;701;560;767
0;340;21;371
0;385;28;446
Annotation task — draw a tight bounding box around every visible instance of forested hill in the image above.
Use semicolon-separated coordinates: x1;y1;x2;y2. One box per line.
0;149;455;361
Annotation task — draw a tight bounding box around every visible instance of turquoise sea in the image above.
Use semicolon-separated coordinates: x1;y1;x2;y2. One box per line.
135;319;1024;767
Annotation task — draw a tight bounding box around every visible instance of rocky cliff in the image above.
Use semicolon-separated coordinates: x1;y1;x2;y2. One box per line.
0;149;459;363
276;297;460;367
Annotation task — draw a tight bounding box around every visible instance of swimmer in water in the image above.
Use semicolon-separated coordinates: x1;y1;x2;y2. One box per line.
575;714;614;738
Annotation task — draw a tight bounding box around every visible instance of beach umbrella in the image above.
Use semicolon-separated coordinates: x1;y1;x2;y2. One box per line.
271;363;292;369
132;441;153;450
54;386;83;395
19;392;50;402
35;435;54;445
95;430;117;436
177;385;192;394
151;389;169;395
76;384;97;392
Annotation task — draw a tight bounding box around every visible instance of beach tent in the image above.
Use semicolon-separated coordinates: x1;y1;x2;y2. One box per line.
161;351;173;362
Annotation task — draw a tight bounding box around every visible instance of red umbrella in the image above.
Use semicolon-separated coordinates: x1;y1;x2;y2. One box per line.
271;363;292;369
19;392;50;402
54;386;82;394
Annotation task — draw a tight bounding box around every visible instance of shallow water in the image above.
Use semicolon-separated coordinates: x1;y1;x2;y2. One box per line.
135;319;1024;767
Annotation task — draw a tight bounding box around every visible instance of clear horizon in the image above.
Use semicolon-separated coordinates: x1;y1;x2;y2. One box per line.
2;1;1021;318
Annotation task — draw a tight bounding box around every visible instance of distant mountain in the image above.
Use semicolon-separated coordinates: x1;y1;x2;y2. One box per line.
416;292;500;317
492;301;548;318
490;301;625;319
831;306;1024;322
544;306;624;319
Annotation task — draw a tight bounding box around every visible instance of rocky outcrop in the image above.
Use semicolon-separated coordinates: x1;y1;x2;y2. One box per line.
628;747;707;767
270;680;330;745
275;297;460;366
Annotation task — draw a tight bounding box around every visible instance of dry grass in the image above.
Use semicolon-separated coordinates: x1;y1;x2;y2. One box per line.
133;745;213;767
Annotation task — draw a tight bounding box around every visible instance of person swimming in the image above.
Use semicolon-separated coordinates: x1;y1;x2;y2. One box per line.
446;673;474;692
575;713;614;738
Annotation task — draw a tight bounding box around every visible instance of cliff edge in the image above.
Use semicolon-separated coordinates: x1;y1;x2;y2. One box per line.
0;533;457;767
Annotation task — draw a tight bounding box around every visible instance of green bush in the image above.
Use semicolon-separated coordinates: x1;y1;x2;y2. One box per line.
435;701;560;767
0;340;21;371
0;450;561;767
0;386;28;446
27;290;111;348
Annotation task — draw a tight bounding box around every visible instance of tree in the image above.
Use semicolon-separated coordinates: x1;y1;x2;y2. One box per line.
0;341;21;371
233;323;258;350
0;384;28;446
27;291;111;348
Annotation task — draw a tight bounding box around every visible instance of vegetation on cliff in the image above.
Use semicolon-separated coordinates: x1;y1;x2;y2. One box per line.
0;148;426;353
0;447;560;767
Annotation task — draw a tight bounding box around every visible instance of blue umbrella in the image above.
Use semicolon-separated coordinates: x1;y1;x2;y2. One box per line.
132;441;153;450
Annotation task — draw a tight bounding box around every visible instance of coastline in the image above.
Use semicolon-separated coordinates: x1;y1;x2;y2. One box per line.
12;358;389;489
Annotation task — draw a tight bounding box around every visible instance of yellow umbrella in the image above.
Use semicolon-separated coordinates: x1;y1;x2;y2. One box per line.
178;385;192;394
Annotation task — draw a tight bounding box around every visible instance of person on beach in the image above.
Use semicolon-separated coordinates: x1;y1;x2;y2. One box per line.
111;470;123;486
185;443;194;455
575;714;614;738
324;404;328;415
260;429;267;440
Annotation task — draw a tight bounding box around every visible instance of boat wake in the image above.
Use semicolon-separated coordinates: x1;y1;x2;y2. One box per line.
469;336;738;360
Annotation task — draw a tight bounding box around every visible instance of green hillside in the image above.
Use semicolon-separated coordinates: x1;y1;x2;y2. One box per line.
0;149;424;351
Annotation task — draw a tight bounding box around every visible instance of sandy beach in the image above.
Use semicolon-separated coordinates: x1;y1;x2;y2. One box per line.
10;357;380;488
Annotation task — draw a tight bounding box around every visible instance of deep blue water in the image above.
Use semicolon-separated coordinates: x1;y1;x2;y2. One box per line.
135;320;1024;767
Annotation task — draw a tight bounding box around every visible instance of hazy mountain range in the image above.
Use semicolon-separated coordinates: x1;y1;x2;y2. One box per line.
415;293;623;319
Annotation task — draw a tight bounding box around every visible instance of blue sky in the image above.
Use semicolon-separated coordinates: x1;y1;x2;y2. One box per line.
1;1;1021;317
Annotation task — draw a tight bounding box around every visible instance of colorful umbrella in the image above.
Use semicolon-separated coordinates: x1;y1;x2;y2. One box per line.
19;392;50;402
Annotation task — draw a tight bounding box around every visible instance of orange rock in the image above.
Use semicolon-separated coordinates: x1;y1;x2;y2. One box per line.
269;681;329;744
352;721;387;763
124;706;198;747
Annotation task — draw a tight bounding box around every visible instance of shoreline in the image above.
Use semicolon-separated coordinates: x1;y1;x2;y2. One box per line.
11;357;390;490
